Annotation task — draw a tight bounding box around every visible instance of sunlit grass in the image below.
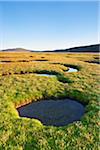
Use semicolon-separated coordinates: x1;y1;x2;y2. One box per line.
0;52;99;149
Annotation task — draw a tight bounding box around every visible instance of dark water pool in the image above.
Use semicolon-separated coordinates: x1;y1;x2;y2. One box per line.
0;61;11;64
17;99;85;126
32;60;48;62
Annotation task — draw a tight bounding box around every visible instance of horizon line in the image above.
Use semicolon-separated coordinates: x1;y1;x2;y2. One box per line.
0;43;99;51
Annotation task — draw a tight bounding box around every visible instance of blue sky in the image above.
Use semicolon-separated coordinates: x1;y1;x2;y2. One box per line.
0;1;99;50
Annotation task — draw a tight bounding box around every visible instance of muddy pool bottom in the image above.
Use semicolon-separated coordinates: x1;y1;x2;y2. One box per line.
17;99;85;126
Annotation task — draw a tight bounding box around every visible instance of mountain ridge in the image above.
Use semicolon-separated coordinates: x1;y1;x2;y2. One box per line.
1;44;100;53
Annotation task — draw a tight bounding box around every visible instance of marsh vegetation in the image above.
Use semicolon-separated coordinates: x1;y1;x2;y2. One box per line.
0;52;99;149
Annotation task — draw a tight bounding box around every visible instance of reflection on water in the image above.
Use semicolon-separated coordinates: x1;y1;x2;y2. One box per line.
36;74;56;77
67;68;78;73
35;68;78;77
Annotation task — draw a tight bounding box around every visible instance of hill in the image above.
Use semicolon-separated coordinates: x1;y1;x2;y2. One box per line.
1;44;100;53
45;44;100;53
1;48;31;52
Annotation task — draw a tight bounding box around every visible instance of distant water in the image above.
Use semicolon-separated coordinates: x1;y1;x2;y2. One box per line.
0;61;11;64
35;67;78;77
36;74;56;77
67;68;78;73
32;60;48;62
17;99;85;126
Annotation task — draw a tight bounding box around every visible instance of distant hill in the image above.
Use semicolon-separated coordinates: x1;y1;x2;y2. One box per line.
1;48;31;52
1;44;100;53
44;44;100;53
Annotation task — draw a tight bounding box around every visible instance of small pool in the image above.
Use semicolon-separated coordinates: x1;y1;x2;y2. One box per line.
67;68;78;73
36;74;56;77
35;67;78;77
85;61;100;65
0;61;11;64
32;60;48;62
17;99;85;126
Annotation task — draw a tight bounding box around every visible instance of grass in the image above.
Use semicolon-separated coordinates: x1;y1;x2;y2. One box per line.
0;52;99;150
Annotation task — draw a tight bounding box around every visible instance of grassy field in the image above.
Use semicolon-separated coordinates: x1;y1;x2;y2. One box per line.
0;52;99;150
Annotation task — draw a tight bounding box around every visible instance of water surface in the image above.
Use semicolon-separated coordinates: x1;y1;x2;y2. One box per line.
17;99;85;126
35;67;78;77
36;74;56;77
32;60;48;62
67;68;78;73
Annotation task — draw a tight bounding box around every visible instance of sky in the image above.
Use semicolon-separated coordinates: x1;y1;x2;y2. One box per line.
0;1;99;51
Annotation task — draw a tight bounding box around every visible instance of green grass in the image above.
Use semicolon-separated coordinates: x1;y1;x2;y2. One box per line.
0;52;99;150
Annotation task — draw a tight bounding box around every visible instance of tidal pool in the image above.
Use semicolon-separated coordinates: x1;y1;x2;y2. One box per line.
17;99;85;126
